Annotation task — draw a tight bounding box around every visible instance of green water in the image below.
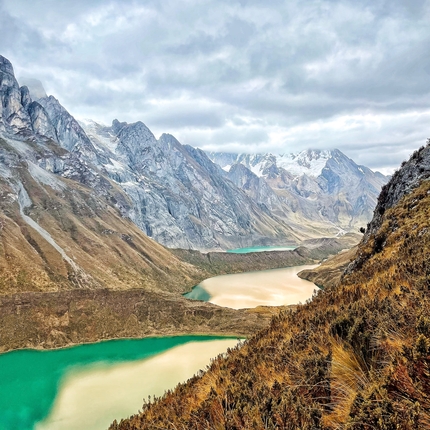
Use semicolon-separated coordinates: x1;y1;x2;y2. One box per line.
0;335;227;430
183;285;211;301
227;245;296;253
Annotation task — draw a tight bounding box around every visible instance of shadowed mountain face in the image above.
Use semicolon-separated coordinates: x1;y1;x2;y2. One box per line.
209;150;388;238
109;142;430;429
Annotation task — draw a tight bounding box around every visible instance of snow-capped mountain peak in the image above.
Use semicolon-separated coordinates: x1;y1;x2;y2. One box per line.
208;149;340;178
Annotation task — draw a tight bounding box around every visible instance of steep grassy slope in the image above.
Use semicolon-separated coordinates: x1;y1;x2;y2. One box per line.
111;147;430;429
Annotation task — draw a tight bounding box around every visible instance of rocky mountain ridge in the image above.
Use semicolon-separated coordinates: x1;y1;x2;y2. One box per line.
2;52;387;250
209;149;388;237
1;54;300;251
80;119;298;250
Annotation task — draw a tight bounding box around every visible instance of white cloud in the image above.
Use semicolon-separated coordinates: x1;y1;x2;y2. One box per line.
1;0;429;172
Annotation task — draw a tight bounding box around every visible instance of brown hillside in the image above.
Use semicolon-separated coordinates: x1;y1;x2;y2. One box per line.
111;166;430;428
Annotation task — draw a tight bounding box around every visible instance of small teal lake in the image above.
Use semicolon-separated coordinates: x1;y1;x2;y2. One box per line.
0;335;236;430
227;245;296;253
184;284;212;301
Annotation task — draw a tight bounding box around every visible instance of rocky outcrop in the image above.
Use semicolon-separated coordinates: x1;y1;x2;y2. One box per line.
364;141;430;237
27;101;58;140
227;163;285;216
0;57;33;135
346;140;430;274
37;95;107;165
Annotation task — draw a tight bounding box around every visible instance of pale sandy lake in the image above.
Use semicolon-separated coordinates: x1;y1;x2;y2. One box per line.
185;264;319;309
6;262;319;429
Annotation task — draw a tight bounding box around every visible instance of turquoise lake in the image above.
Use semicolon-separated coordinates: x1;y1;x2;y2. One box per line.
0;335;236;430
227;245;296;253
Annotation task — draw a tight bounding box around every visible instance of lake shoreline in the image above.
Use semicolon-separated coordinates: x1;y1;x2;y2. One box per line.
1;336;240;430
0;288;274;354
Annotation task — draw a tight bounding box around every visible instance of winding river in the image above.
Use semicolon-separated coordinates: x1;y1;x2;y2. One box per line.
1;245;318;429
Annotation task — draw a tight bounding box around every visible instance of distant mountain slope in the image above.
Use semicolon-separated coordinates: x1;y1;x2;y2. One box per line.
209;149;388;237
112;140;430;429
80;120;298;250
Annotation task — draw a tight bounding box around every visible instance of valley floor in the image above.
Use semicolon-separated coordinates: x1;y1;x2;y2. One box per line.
0;236;356;352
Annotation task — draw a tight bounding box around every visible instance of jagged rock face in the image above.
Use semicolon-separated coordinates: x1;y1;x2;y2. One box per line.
0;56;60;142
344;141;430;276
82;121;297;250
115;121;160;173
209;149;388;235
227;163;285;216
363;141;430;238
20;86;32;110
37;96;105;165
0;57;32;134
27;101;58;140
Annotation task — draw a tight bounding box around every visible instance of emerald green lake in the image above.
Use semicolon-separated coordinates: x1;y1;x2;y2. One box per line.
227;245;296;253
0;335;236;430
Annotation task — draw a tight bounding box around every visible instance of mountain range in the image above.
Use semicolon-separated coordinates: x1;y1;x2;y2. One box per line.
0;54;387;251
1;54;362;353
209;150;388;238
2;53;427;429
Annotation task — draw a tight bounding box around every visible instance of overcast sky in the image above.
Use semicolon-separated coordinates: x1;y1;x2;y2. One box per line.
1;0;430;174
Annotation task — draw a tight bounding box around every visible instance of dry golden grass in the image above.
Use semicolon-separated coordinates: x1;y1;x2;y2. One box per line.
298;246;358;289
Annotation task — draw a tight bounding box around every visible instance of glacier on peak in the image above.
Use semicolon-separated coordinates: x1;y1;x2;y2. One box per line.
209;149;343;178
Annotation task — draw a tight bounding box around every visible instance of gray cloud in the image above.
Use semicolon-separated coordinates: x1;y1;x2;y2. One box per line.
1;0;430;173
